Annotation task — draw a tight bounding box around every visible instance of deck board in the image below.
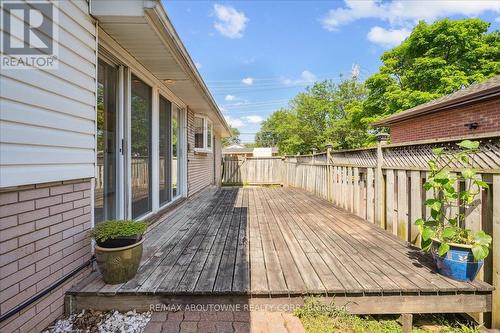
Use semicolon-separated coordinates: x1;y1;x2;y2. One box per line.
72;187;493;297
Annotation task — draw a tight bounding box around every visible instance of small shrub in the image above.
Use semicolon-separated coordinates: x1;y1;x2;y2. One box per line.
89;220;148;243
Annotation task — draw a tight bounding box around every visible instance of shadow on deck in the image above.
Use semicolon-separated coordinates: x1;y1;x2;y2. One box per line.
68;187;492;315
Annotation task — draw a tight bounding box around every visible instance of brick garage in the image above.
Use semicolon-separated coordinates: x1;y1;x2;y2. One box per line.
0;179;92;333
390;99;500;143
373;76;500;144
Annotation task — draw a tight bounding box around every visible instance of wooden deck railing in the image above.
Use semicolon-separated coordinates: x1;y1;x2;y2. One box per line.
222;135;500;327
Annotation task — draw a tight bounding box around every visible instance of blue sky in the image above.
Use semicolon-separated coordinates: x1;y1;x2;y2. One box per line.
164;0;500;144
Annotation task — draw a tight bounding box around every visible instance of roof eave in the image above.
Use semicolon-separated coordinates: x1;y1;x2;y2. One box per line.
372;87;500;127
146;4;231;137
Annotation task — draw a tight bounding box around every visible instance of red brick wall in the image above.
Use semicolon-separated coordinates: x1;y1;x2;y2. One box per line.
389;99;500;144
0;179;92;333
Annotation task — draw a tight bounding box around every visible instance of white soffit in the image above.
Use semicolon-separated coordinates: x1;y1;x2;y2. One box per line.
90;0;230;136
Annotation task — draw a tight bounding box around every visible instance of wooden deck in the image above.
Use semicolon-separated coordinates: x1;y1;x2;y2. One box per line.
69;187;493;314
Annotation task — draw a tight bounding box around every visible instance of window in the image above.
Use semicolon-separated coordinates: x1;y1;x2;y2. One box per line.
131;75;152;218
207;122;212;150
194;117;204;149
172;106;181;198
95;59;118;223
159;96;172;206
194;115;213;152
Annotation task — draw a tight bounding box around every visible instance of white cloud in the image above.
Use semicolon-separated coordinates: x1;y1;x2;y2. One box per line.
225;115;244;128
242;77;254;85
322;0;500;31
242;115;264;124
367;26;411;47
283;70;317;86
225;94;237;101
195;62;202;69
242;57;256;64
213;4;248;39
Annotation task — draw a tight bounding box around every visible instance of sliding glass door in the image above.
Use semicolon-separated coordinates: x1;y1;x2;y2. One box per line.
131;75;152;218
159;96;172;205
172;106;180;198
95;60;118;223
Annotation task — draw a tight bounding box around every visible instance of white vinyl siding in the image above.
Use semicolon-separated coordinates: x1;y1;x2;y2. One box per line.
0;0;97;188
187;108;216;196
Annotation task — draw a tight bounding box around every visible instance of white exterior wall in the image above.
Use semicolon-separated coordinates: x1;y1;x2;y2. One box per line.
0;0;97;188
187;108;216;196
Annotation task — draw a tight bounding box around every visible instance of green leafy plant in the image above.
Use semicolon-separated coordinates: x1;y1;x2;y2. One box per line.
89;220;148;243
415;140;492;261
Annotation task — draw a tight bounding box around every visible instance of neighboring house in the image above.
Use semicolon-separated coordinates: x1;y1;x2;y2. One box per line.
222;145;279;157
0;1;230;332
372;75;500;144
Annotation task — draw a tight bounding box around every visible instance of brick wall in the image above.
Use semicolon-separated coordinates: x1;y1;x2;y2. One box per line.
0;179;92;333
389;99;500;144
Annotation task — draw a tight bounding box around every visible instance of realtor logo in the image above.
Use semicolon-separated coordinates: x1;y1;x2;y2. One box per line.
1;0;58;69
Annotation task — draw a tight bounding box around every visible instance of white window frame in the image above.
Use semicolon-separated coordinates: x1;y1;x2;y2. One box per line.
194;115;213;153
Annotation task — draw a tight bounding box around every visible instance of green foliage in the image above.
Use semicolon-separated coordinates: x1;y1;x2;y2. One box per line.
89;220;148;243
255;78;370;155
221;127;241;147
255;18;499;153
294;297;479;333
416;140;492;261
365;18;499;125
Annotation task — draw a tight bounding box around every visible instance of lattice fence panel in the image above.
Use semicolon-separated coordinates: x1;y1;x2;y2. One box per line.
383;136;500;171
330;148;377;167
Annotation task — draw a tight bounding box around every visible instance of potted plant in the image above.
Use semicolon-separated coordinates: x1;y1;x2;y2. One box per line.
415;140;492;282
89;220;148;284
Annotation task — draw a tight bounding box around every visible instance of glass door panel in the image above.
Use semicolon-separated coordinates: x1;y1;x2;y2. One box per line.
159;96;172;205
95;60;118;223
172;106;180;198
131;75;152;218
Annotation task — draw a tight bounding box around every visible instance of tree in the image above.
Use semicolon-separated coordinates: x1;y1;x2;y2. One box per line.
256;18;499;153
221;127;241;147
364;18;500;125
255;78;368;154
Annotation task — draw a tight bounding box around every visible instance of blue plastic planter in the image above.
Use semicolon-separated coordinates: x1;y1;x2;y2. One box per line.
431;240;483;282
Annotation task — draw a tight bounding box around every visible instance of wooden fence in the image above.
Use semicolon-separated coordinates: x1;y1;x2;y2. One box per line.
96;157;178;190
222;135;500;327
222;156;284;185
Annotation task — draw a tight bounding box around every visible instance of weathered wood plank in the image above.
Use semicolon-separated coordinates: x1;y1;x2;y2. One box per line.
366;168;374;223
253;188;290;294
386;169;396;236
272;189;344;292
292;187;473;293
410;170;422;246
493;174;500;329
213;189;245;292
194;190;240;293
71;186;493;311
397;170;409;242
247;188;268;293
140;190;235;293
71;294;492;315
353;167;360;217
232;188;250;293
261;188;325;293
159;190;234;292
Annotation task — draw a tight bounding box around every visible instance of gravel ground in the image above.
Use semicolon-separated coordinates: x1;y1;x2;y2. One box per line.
43;309;151;333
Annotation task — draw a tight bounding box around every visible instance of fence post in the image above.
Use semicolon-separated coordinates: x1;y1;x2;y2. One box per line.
375;133;389;229
326;144;333;202
492;174;500;329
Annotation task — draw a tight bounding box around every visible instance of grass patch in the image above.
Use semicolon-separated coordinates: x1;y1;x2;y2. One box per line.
294;298;480;333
